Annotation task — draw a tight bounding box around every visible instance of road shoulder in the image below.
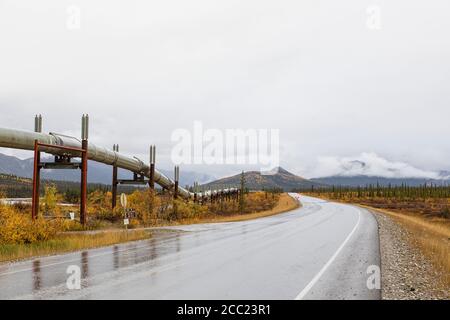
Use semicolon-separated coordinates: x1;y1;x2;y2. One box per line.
372;211;449;299
297;203;381;300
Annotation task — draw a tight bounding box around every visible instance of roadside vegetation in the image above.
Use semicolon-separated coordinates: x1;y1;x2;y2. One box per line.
202;193;299;223
0;184;297;262
304;184;450;285
0;230;151;263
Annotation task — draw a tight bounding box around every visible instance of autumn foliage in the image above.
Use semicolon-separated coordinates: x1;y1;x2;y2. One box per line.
0;186;282;244
0;205;60;244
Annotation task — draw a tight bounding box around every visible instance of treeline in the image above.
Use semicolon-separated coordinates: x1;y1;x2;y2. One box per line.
306;183;450;200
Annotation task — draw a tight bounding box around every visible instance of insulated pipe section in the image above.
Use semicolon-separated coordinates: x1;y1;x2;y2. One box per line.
0;127;190;197
0;127;237;200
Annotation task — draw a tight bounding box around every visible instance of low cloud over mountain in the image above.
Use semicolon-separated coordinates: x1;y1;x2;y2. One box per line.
310;153;449;180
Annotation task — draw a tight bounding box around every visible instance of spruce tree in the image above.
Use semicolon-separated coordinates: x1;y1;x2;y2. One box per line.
239;171;246;213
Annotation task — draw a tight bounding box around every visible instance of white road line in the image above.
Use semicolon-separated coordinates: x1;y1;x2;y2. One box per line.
294;207;361;300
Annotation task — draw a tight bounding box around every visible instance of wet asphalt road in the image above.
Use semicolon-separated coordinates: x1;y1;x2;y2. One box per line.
0;195;380;300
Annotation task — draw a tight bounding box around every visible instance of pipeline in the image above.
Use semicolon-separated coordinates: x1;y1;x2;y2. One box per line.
0;126;236;200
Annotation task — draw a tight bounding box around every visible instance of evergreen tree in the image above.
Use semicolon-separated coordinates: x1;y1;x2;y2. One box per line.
239;171;246;213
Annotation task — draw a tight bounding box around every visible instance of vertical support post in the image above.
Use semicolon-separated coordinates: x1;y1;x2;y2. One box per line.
174;166;179;199
34;114;43;133
193;182;198;204
39;115;42;133
149;145;155;190
112;144;119;209
31;140;40;220
31;115;42;221
80;114;89;226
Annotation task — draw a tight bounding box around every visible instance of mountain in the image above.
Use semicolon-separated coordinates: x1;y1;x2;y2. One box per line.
438;170;450;180
0;153;34;174
309;153;450;187
311;175;450;187
0;153;214;186
202;167;323;191
3;151;449;189
325;158;425;180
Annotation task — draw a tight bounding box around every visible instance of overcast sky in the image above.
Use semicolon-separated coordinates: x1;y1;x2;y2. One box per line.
0;0;449;179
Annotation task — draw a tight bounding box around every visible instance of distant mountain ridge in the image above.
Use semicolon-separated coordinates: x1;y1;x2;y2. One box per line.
313;154;450;181
311;175;450;187
310;153;450;187
0;153;214;187
1;152;449;189
202;167;323;191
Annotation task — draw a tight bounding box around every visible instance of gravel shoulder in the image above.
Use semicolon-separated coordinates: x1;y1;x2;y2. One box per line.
373;212;449;300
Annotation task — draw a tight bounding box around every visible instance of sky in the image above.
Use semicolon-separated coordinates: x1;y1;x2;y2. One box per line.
0;0;449;179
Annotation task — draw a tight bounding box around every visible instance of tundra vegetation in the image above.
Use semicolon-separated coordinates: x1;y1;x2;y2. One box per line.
0;185;294;262
305;184;450;285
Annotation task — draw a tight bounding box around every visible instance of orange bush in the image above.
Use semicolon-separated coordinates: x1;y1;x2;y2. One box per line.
87;190;122;222
170;200;209;221
128;189;160;225
0;204;61;244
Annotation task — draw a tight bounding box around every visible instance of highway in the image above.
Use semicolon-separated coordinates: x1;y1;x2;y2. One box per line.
0;195;381;300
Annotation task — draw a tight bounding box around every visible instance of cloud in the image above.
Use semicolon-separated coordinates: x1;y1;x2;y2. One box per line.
310;152;443;179
0;1;450;179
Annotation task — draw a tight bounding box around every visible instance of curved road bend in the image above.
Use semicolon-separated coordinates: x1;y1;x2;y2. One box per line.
0;195;380;300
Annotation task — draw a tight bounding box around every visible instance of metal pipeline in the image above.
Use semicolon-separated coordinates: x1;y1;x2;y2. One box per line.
0;127;236;200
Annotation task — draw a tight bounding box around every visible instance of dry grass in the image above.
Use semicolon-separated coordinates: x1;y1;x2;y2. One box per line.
304;192;450;218
0;229;151;263
360;205;450;285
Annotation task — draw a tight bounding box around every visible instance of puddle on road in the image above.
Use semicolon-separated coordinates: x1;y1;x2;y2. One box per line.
1;229;190;299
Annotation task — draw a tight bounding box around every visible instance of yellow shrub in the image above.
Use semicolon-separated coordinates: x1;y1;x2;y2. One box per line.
167;200;209;221
128;189;160;225
127;218;141;229
42;184;61;216
87;190;121;222
207;192;278;215
89;190;112;207
0;205;61;244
